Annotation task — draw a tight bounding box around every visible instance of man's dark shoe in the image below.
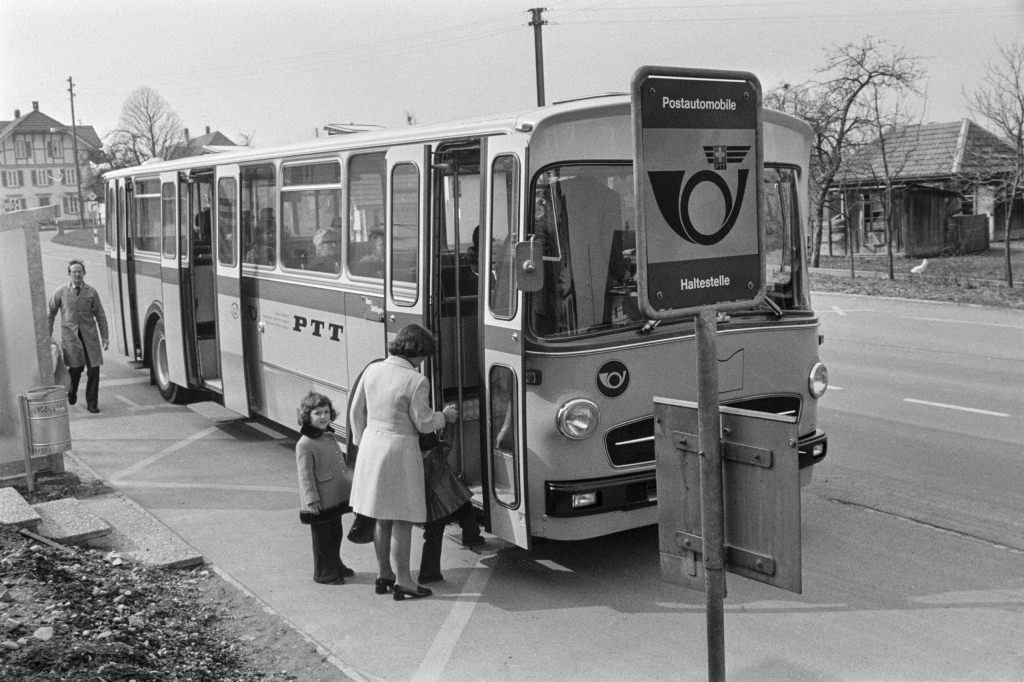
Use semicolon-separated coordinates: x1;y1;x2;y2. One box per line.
67;393;77;405
87;406;100;414
462;535;485;547
418;573;444;583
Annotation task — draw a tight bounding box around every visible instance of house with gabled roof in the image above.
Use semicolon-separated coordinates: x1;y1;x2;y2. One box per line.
0;101;103;226
830;119;1021;257
163;126;237;160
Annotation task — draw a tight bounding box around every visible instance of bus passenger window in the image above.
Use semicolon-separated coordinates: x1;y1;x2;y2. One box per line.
217;177;237;266
241;164;277;266
489;155;519;319
133;179;161;253
390;163;420;303
281;161;342;272
347;152;386;278
161;182;176;257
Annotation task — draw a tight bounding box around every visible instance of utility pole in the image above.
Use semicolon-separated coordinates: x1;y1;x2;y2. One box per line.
528;7;547;106
66;76;87;233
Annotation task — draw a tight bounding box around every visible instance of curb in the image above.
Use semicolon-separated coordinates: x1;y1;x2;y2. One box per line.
62;450;203;568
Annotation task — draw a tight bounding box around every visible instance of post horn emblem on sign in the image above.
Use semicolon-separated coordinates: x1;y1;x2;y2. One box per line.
648;145;751;246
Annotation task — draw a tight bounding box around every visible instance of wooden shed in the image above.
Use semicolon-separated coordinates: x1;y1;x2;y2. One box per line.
829;119;1020;257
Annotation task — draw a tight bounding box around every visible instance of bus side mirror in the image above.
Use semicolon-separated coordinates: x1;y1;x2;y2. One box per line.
514;240;544;292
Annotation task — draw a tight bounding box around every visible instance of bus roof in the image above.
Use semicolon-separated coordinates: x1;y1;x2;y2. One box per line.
103;94;811;179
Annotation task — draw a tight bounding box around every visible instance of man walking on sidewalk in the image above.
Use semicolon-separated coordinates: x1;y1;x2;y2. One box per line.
48;259;109;413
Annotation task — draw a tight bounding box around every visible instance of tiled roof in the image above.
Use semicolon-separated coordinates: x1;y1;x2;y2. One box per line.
0;109;102;149
842;119;1015;182
164;131;237;159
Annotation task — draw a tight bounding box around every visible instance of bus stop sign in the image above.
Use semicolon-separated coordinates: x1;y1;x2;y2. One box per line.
632;66;765;319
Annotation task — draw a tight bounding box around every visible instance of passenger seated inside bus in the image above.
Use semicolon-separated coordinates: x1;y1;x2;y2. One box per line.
244;207;277;265
307;226;341;273
193;207;213;263
351;229;385;278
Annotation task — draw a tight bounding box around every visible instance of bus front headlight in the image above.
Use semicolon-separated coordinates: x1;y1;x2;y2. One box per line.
809;362;829;398
556;399;600;440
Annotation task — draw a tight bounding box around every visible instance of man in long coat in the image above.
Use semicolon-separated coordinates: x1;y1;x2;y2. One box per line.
47;259;109;413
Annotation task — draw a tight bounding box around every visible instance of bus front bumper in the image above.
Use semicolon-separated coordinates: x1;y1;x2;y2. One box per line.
545;430;828;518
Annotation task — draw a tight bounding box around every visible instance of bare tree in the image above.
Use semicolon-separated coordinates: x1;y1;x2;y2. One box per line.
105;87;185;166
235;131;256;148
766;37;924;266
969;41;1024;288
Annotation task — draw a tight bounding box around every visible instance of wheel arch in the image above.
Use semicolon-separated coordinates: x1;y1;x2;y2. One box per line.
142;301;164;370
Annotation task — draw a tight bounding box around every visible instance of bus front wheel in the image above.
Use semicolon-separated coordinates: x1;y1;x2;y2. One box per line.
150;320;185;403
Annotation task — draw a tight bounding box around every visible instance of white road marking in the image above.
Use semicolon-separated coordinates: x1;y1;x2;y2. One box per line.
826;305;873;315
903;398;1009;418
115;394;142;408
909;316;1024;330
536;559;572;572
104;376;151;386
412;561;492;682
109;425;220;480
114;394;161;411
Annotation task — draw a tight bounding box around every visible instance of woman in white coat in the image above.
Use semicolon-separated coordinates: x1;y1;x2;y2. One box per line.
349;324;458;600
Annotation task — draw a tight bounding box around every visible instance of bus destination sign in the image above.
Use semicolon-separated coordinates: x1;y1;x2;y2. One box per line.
632;66;765;319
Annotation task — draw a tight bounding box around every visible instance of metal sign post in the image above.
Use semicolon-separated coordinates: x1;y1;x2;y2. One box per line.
696;308;725;681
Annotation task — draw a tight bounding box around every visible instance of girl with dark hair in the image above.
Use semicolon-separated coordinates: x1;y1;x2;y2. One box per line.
295;391;354;585
349;324;458;600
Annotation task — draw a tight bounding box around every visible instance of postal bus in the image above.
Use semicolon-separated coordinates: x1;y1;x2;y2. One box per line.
103;93;828;549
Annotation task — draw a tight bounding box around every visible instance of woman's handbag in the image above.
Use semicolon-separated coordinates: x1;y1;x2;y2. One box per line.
346;513;375;544
422;430;472;522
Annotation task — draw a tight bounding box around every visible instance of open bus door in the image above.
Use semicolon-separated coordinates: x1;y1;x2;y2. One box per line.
213;164;249;416
481;134;530;549
158;170;189;394
384;144;430;338
104;181;128;356
119;178;142;359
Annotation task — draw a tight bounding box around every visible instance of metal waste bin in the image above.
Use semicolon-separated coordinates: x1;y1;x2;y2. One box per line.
21;385;72;456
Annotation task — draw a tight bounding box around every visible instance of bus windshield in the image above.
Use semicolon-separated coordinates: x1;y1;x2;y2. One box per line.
528;163;807;340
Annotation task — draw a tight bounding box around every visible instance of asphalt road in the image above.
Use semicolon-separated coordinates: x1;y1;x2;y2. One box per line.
36;234;1024;681
813;292;1024;551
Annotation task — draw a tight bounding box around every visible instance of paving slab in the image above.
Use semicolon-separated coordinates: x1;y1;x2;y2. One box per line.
32;497;110;544
0;486;40;530
77;493;203;569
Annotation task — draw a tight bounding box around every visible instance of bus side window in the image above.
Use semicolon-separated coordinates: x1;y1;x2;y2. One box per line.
241;164;277;266
217;177;237;267
489;365;518;508
347;152;386;278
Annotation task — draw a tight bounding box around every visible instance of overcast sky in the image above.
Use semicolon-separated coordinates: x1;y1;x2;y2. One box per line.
2;0;1021;148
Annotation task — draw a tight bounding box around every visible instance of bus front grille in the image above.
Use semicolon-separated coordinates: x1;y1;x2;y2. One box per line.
606;418;655;467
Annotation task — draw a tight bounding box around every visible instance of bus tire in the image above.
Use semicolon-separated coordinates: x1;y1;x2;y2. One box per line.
150;319;186;403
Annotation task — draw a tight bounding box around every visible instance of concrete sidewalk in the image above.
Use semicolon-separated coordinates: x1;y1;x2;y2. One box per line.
61;397;506;682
